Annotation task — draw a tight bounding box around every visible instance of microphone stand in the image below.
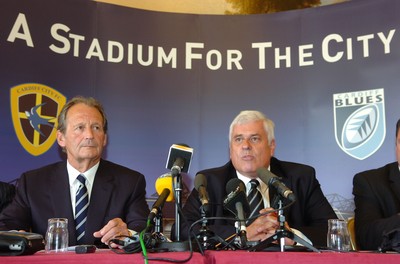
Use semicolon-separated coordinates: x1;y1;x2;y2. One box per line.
157;169;190;252
196;204;218;250
153;215;169;243
235;203;248;249
150;212;170;251
172;169;183;241
248;199;320;252
196;204;235;251
154;212;162;234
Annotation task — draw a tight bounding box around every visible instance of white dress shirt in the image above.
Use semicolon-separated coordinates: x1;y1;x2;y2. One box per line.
67;161;99;217
236;170;312;245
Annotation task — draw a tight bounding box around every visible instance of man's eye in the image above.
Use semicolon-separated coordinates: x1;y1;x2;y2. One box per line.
234;137;243;143
251;137;260;142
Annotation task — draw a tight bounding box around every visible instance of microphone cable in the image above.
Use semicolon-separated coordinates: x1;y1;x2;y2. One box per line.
244;199;296;225
140;222;150;264
187;202;295;250
142;184;197;263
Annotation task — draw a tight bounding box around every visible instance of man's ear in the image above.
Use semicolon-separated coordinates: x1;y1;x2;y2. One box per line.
103;134;108;147
56;130;65;147
270;139;276;156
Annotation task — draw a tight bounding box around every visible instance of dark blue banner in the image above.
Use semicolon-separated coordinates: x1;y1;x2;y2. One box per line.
1;0;399;216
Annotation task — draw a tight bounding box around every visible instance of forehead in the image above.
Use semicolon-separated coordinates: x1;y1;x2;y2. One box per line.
66;103;102;123
232;120;266;136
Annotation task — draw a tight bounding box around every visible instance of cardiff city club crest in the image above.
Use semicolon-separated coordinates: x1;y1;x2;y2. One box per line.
10;84;66;156
333;88;385;160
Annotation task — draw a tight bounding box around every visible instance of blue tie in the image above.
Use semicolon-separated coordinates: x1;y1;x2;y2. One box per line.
247;179;263;225
75;175;89;243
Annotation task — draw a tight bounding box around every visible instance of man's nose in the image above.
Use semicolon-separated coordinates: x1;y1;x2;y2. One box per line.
241;139;251;149
84;128;94;139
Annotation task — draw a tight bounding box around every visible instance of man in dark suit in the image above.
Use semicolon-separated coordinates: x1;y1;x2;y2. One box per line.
353;118;400;250
0;96;149;247
0;181;15;213
180;110;336;248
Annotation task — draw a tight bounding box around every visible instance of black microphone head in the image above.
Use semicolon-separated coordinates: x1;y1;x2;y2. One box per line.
225;178;245;193
224;178;249;217
166;144;193;173
194;173;207;191
257;167;296;203
256;167;276;184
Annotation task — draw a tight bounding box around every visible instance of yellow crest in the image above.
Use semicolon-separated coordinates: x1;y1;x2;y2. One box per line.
10;84;66;156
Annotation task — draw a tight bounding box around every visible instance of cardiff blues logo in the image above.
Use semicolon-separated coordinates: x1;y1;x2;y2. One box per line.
333;89;385;160
10;84;66;156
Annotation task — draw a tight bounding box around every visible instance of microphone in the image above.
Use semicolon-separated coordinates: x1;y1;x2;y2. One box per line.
257;167;296;203
223;178;249;247
148;189;170;223
165;144;194;176
194;173;210;214
148;174;175;223
223;178;244;205
155;173;174;202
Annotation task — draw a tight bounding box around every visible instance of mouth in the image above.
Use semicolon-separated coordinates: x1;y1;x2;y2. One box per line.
81;145;97;148
241;155;254;160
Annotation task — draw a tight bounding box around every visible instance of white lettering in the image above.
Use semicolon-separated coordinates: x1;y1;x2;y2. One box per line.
252;42;273;69
7;13;34;47
357;34;374;57
227;50;243;70
186;42;204;69
158;47;177;68
378;29;395;54
85;38;104;61
299;44;314;66
108;40;124;63
49;23;71;54
275;47;291;68
322;34;344;63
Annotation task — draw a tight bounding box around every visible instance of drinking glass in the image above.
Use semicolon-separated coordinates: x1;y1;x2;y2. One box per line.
327;219;351;252
45;218;69;253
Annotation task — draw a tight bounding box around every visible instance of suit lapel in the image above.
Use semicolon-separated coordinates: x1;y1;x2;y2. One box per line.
268;157;293;215
49;162;76;243
85;160;114;239
269;157;284;209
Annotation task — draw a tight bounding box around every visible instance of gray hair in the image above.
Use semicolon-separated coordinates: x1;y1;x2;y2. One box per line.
57;96;108;134
229;110;275;145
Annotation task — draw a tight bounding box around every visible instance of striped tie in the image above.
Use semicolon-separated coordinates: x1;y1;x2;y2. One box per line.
75;175;89;244
247;179;263;225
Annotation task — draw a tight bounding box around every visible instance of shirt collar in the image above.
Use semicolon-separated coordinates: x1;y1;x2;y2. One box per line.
67;160;99;188
236;167;270;195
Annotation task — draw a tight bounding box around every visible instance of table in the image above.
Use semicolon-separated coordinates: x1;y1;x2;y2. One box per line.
0;249;205;264
205;250;400;264
1;249;399;263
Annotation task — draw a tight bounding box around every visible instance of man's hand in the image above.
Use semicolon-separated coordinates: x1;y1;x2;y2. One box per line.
93;218;130;246
246;208;295;245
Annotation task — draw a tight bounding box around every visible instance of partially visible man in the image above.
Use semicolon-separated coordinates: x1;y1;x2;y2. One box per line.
0;96;149;247
0;182;15;213
180;110;337;248
353;118;400;250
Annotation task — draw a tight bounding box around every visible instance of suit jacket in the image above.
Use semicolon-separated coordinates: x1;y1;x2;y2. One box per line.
179;157;336;248
0;159;150;247
353;162;400;250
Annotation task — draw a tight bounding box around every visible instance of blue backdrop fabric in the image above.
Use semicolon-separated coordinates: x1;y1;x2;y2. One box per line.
1;0;399;216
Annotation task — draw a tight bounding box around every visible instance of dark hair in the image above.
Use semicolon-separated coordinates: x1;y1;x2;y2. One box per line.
396;119;400;142
57;96;108;134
